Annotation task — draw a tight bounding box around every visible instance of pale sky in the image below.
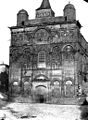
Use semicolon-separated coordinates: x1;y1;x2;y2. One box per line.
0;0;88;65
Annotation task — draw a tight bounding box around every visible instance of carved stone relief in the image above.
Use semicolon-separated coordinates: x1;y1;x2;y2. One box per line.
51;46;62;66
11;32;33;46
60;29;76;42
10;47;21;63
34;29;49;43
51;31;60;43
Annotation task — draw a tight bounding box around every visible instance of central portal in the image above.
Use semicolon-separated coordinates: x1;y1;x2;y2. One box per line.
37;94;46;103
34;85;48;103
32;75;49;103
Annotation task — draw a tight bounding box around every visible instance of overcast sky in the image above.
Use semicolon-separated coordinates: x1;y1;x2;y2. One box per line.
0;0;88;65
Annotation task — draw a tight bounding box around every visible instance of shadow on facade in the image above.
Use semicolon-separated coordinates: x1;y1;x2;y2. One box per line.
35;94;46;103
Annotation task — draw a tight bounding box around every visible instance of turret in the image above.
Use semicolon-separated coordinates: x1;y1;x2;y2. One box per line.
17;9;29;26
63;3;76;21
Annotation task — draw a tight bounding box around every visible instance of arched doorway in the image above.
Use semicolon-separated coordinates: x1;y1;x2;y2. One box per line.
35;85;47;103
32;75;49;103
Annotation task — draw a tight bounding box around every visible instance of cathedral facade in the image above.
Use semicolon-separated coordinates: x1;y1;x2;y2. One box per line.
9;0;88;104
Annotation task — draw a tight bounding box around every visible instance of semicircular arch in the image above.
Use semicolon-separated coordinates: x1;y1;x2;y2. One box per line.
36;85;47;88
64;77;73;85
62;44;74;52
33;74;49;81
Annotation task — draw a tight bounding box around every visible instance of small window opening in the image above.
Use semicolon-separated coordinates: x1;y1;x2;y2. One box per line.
65;16;67;21
22;21;25;26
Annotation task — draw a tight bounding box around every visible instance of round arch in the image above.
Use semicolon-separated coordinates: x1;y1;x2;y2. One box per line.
62;44;74;52
36;85;47;88
33;74;49;82
64;77;74;97
37;48;48;53
52;46;60;52
64;77;73;85
51;79;61;86
34;27;51;36
62;45;74;60
66;81;72;85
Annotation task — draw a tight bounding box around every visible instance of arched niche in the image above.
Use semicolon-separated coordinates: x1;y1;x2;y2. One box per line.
13;81;19;86
35;85;47;96
12;81;20;95
52;46;60;53
33;74;49;82
24;81;30;95
51;80;61;97
53;80;60;87
62;45;74;60
22;48;31;60
66;80;72;85
52;46;61;66
64;79;74;97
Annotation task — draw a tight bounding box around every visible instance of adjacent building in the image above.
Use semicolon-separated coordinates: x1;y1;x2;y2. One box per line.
0;63;9;93
9;0;88;104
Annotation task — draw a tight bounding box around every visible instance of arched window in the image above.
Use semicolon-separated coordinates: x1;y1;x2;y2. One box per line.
52;63;56;69
24;81;29;91
65;80;74;97
38;51;46;63
13;81;20;94
63;45;74;60
53;81;60;86
66;81;72;85
13;82;19;86
52;80;61;97
38;51;46;68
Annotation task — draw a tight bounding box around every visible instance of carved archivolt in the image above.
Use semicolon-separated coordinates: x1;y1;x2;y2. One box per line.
34;28;50;43
10;47;32;63
51;31;61;43
22;48;31;58
52;46;60;54
62;45;74;60
51;46;61;64
10;48;21;63
11;32;33;46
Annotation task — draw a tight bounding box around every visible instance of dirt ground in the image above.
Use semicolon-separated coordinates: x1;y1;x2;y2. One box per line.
0;102;82;120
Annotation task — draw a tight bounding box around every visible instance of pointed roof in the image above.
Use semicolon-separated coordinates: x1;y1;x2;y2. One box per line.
37;0;51;10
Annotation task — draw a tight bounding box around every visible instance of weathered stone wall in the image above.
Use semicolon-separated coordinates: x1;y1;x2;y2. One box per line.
9;13;88;103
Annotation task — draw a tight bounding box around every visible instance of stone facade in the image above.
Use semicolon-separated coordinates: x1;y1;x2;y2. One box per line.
9;0;88;104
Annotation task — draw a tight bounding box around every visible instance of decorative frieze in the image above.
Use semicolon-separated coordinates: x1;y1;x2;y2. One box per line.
11;32;34;46
11;27;37;33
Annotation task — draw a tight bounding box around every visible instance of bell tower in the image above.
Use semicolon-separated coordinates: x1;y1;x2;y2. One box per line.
63;2;76;21
36;0;55;18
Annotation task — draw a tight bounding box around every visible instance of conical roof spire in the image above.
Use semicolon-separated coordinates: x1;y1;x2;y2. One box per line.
37;0;51;10
36;0;55;18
